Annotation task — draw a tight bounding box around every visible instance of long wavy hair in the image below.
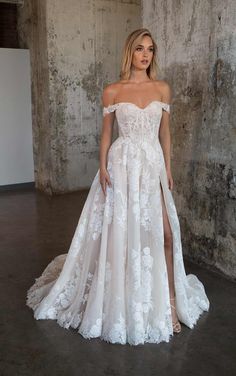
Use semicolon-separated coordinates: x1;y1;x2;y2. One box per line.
120;28;160;81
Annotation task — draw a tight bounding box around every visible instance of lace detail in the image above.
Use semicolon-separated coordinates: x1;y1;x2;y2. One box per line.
103;103;120;116
27;101;210;346
162;102;170;113
103;100;170;117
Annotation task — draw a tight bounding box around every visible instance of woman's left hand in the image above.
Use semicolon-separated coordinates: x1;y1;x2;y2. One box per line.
166;169;174;190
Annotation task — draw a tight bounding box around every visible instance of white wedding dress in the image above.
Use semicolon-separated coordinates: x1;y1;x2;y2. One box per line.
27;100;210;345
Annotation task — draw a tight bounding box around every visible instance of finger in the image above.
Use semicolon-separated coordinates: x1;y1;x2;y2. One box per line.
107;176;112;187
103;181;106;195
105;172;111;187
100;180;106;195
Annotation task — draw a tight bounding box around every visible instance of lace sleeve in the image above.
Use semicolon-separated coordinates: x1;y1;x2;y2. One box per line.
103;104;119;117
162;103;170;114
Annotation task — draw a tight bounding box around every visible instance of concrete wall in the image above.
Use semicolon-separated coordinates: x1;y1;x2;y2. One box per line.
18;0;51;192
18;0;141;194
142;0;236;280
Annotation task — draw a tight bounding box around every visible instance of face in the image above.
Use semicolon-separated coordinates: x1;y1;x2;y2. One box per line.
131;35;154;71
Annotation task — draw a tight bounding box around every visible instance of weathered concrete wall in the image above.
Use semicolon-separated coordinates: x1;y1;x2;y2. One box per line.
18;0;51;191
143;0;236;280
18;0;141;193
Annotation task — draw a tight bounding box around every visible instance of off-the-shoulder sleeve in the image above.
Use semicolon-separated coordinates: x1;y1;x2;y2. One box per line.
103;103;119;117
162;102;170;113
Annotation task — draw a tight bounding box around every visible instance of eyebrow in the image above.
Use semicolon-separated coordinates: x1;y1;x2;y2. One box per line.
136;44;154;47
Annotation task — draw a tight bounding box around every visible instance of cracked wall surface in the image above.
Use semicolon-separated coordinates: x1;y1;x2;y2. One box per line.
143;0;236;279
18;0;141;194
18;0;51;192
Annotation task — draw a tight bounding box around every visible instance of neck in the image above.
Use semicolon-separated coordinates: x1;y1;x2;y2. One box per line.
129;68;150;83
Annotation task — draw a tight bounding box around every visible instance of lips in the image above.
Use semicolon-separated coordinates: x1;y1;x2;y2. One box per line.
141;60;148;64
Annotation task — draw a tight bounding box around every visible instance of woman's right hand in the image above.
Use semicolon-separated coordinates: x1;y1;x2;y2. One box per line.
99;167;112;196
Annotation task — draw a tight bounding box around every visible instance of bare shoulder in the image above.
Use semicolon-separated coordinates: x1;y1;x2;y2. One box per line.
102;81;122;106
154;79;172;103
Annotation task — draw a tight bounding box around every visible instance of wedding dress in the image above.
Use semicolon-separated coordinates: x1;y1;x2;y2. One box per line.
26;100;210;345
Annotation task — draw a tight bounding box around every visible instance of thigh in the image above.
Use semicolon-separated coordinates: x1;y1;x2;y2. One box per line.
160;183;172;241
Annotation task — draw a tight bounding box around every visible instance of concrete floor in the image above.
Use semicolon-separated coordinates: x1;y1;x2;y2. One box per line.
0;187;235;376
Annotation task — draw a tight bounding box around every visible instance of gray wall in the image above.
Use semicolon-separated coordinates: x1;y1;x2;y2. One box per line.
142;0;236;279
0;48;34;185
18;0;141;193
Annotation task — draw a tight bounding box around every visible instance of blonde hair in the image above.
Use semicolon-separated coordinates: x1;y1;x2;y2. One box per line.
120;28;160;81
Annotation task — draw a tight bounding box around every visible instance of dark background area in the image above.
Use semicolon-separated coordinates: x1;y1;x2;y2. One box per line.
0;3;19;48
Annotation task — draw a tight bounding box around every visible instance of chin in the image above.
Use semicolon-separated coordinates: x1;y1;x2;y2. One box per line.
132;64;150;72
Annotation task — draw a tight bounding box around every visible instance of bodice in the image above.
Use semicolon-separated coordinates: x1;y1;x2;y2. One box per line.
103;101;170;143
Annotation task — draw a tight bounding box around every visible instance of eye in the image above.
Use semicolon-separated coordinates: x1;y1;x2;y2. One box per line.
136;47;143;51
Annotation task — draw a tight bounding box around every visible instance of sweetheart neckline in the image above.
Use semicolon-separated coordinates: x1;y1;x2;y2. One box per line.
110;100;169;111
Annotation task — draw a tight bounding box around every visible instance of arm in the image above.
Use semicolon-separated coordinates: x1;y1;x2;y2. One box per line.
100;84;116;170
99;84;116;195
158;82;173;189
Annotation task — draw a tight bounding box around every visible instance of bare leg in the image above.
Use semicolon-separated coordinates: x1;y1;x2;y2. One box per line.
160;183;181;331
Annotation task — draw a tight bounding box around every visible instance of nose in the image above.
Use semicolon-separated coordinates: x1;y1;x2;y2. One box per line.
143;49;148;57
143;48;149;56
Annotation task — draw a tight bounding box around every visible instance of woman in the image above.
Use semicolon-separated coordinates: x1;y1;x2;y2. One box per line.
27;28;210;346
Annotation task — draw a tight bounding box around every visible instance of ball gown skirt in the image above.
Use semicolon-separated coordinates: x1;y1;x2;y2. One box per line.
26;101;210;345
